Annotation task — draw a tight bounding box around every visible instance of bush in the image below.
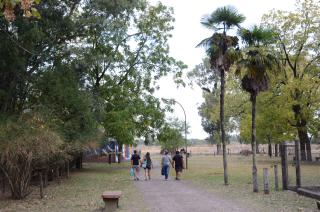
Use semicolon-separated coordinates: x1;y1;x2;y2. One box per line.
239;149;252;156
0;114;68;199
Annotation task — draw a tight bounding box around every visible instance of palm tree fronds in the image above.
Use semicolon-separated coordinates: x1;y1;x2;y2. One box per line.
196;36;213;48
239;25;276;47
200;6;245;33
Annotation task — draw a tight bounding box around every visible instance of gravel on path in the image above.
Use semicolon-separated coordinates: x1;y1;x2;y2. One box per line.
134;164;253;212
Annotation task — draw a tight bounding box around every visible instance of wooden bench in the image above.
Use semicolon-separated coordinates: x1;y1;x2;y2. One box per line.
101;191;122;211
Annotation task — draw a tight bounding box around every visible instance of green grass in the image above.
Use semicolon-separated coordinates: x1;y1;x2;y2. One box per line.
183;155;319;212
0;162;146;212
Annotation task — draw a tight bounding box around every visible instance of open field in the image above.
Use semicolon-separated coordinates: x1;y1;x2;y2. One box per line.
139;144;320;156
183;155;319;211
0;163;146;212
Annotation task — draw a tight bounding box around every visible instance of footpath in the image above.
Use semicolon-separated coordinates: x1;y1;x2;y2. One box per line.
134;162;251;212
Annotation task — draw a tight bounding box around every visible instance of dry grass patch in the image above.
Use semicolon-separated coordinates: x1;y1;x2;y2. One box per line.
0;162;146;212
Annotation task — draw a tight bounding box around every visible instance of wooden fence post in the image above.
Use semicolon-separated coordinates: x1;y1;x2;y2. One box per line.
44;169;48;188
294;139;301;188
66;161;70;179
280;142;288;190
56;167;60;184
274;165;279;191
1;171;5;193
108;154;111;164
263;168;270;194
39;170;44;199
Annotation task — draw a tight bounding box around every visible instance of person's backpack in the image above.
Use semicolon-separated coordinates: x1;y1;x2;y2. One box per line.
141;159;147;168
146;159;152;167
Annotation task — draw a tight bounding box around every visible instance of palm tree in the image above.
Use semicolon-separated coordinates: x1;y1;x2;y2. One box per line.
237;25;278;192
197;6;245;185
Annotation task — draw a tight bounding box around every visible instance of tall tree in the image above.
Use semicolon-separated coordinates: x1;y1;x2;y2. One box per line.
0;0;82;115
197;6;245;185
263;0;320;161
76;0;186;145
237;25;278;192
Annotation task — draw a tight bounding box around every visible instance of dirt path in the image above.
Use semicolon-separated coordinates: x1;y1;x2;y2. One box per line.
134;163;252;212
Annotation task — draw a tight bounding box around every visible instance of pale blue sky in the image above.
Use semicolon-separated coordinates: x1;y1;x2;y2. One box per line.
152;0;295;139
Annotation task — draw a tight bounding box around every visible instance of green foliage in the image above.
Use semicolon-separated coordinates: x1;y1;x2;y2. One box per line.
157;120;185;152
31;63;97;143
157;122;184;153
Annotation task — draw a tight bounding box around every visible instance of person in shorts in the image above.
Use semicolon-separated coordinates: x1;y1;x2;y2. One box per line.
131;150;141;180
142;152;153;180
172;150;184;180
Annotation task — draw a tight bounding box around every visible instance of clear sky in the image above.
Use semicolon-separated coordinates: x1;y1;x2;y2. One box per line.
152;0;295;139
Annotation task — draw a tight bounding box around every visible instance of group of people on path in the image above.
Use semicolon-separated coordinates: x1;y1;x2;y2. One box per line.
130;150;184;181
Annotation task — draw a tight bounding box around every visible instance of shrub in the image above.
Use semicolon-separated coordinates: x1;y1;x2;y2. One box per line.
239;149;253;156
0;114;67;199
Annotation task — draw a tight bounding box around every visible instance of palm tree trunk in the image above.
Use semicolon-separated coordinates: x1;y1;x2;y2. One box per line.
251;93;258;192
220;70;228;185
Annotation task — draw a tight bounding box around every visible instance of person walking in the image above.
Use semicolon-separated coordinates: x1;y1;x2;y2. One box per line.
161;150;172;181
131;150;141;180
172;150;184;180
142;152;153;180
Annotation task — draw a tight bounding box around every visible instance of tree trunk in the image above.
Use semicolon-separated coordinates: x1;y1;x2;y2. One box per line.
251;94;258;192
118;145;122;164
268;136;272;158
220;70;228;185
306;138;312;161
256;143;260;154
299;136;306;161
292;104;311;161
216;143;222;155
275;144;279;157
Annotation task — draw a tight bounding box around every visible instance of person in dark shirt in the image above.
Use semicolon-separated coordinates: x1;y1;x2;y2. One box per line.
131;150;141;180
172;150;184;180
